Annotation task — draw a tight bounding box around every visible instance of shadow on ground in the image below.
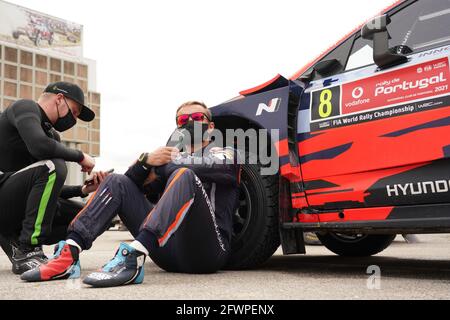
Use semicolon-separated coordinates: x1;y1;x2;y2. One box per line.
257;253;450;281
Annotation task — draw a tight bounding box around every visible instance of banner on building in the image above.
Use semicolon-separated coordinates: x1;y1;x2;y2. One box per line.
0;0;83;57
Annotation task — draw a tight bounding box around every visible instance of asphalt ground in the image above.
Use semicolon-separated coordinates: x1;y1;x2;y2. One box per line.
0;232;449;300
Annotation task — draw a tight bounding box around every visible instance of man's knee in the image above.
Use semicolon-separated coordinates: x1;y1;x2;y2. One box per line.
104;173;130;185
163;168;198;199
168;168;196;183
101;173;137;193
21;159;67;185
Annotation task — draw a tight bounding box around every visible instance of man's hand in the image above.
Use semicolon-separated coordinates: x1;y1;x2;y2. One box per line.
147;147;179;167
80;153;96;174
81;171;110;195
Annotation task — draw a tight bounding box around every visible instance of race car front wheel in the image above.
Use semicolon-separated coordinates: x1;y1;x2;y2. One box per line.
316;233;396;257
225;163;280;270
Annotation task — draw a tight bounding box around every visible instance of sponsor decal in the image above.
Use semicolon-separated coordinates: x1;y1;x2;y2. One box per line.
194;175;226;252
387;180;450;197
87;272;113;280
256;98;281;116
53;86;69;94
352;86;364;99
418;45;450;59
210;147;235;161
310;57;450;131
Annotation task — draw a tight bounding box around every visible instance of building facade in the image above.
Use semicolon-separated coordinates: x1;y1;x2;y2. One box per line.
0;1;101;186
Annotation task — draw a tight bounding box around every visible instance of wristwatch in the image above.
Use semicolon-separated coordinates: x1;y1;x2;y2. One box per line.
138;153;152;170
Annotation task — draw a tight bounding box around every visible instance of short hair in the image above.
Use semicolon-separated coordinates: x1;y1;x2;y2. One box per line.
176;101;212;121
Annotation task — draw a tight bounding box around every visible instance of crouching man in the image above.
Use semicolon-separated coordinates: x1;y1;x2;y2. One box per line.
0;82;103;275
21;101;241;287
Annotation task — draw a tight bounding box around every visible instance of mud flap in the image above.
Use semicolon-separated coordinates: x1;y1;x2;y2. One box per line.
280;227;306;255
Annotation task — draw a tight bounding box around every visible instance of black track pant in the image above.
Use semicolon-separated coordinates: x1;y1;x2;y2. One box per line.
69;169;229;274
0;159;82;246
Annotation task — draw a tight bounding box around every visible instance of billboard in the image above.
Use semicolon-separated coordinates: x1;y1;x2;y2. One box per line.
0;0;83;57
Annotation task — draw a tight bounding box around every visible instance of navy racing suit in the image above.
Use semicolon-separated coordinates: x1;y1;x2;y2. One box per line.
68;144;241;273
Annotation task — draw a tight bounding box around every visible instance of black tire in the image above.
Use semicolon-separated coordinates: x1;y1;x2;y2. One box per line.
316;233;396;257
225;163;280;270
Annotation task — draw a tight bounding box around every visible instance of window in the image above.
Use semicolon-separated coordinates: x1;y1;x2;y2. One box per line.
389;0;450;52
346;0;450;71
345;39;373;71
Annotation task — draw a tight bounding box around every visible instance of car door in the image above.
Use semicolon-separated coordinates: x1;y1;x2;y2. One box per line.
297;0;450;212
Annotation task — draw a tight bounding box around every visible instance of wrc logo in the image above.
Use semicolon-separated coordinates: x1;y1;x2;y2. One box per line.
256;98;281;116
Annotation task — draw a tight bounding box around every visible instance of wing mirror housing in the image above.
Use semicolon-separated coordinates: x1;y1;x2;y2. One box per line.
361;14;408;70
300;59;343;81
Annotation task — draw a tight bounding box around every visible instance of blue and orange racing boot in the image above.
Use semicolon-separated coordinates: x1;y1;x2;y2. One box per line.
83;243;145;288
20;241;81;282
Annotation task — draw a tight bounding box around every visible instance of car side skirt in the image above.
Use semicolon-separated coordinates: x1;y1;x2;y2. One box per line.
284;203;450;234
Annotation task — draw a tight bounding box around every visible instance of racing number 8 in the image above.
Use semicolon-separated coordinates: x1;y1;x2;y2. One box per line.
311;85;340;122
319;89;333;118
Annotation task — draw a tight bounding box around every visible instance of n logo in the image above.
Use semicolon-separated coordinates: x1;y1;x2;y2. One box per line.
256;98;281;116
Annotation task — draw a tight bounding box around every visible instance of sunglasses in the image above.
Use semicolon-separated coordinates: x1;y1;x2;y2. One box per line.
176;112;210;127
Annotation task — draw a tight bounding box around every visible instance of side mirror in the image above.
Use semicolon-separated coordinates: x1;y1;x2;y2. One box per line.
314;59;343;75
300;59;343;81
361;14;407;69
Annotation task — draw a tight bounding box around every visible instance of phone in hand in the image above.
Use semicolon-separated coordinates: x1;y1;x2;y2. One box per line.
84;169;114;186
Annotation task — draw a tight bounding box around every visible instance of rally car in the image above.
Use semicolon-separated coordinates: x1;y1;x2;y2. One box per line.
211;0;450;269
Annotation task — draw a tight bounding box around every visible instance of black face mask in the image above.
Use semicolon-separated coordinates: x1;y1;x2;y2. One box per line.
53;99;76;132
180;121;210;145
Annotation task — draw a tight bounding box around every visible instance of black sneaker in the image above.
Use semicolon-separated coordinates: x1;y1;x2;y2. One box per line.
11;245;48;275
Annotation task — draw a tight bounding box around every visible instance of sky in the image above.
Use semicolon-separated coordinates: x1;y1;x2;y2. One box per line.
9;0;395;173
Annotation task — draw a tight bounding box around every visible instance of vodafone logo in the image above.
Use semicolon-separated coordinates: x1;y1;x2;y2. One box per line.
352;87;364;99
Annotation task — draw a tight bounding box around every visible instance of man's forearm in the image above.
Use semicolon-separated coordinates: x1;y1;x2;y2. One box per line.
124;162;152;190
155;161;238;186
60;185;88;199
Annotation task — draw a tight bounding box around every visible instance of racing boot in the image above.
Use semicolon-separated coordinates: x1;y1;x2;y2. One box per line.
21;240;80;282
83;242;145;288
10;242;48;275
0;234;46;275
